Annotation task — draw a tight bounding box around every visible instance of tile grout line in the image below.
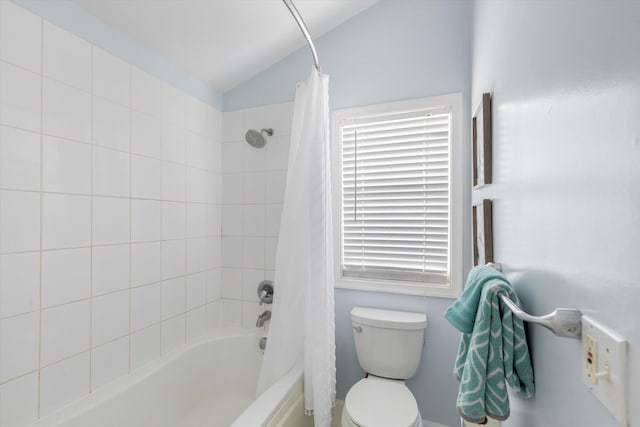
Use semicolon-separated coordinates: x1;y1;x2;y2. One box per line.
158;83;164;356
88;43;94;395
237;113;246;328
0;186;224;205
183;98;189;345
36;14;44;420
183;108;188;342
128;61;133;375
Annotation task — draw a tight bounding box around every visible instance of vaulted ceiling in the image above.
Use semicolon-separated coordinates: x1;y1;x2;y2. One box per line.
71;0;380;92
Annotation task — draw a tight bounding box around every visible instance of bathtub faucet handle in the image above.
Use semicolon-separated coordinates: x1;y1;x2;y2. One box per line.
257;280;274;306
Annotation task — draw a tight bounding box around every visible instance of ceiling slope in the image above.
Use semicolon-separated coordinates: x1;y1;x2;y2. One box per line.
71;0;380;92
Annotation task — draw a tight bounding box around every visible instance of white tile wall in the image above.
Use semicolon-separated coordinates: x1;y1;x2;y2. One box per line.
130;242;162;286
131;110;162;159
42;135;91;195
186;272;207;310
131;199;162;242
221;299;242;328
92;49;130;107
161;83;186;126
43;77;92;144
1;61;42;132
186;306;206;341
39;352;90;417
92;146;130;197
206;269;222;302
41;193;91;249
92;244;130;296
41;248;91;307
131;67;161;118
161;240;186;279
162;121;187;165
0;312;39;383
92;96;130;151
0;190;40;253
92;196;130;245
131;155;162;199
0;1;41;73
161;277;186;319
0;126;41;191
91;290;129;346
0;4;222;425
161;314;186;354
90;336;129;390
130;324;160;370
42;22;92;91
0;252;40;318
220;102;292;329
0;372;38;427
131;283;161;331
40;300;90;366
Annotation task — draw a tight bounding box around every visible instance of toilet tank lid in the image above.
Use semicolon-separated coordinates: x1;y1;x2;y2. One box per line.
351;307;427;330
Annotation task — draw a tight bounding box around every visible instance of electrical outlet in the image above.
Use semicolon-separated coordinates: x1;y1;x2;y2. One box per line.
581;316;627;426
584;333;598;384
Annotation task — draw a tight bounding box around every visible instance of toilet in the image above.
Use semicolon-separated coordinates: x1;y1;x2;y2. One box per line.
342;307;427;427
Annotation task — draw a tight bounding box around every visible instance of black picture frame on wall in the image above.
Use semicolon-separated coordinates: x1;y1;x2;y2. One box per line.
472;92;492;187
473;199;493;266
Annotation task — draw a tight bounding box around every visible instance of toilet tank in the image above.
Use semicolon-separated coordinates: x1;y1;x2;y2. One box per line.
351;307;427;380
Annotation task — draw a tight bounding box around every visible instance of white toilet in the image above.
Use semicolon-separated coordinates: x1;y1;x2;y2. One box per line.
342;307;427;427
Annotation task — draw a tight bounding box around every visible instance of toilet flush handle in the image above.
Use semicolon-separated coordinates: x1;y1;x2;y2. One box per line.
352;326;362;333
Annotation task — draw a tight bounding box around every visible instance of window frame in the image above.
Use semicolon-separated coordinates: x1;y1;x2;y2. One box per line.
330;93;464;298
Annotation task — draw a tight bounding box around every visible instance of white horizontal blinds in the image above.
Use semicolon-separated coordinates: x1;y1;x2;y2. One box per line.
341;108;451;283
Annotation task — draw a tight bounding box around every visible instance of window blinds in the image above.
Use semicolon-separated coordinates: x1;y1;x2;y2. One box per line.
340;108;451;284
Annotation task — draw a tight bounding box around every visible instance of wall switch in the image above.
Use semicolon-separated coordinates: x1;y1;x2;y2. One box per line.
581;316;627;426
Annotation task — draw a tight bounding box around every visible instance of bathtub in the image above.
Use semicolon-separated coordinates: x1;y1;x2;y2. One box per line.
29;330;312;427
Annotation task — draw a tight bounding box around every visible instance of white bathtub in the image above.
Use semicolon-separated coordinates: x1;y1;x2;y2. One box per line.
29;330;310;427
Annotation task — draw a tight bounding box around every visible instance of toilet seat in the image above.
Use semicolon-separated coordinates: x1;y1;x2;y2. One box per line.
343;376;421;427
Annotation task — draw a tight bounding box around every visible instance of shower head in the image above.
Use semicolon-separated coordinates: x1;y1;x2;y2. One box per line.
245;128;274;148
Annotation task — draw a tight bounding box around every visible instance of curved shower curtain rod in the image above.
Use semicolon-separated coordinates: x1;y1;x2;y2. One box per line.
282;0;321;73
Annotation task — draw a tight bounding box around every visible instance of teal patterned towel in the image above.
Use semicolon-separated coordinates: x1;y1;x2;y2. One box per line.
444;266;535;424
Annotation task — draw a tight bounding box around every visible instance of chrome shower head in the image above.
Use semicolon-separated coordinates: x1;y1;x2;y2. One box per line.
245;128;274;148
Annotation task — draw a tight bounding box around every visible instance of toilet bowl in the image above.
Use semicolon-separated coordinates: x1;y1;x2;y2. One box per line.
341;376;424;427
341;307;427;427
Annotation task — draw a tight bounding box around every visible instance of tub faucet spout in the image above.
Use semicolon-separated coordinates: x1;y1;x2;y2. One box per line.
256;310;271;327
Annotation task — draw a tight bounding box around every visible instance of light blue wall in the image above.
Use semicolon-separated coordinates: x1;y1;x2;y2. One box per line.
226;2;473;426
224;0;472;113
472;1;640;426
13;0;223;109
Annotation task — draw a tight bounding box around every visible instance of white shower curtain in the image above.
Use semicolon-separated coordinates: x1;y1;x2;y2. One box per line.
256;69;335;427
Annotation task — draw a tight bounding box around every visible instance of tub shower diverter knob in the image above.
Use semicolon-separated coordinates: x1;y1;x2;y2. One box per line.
257;280;274;305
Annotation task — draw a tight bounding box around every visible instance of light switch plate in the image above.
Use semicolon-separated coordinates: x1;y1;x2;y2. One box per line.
582;316;628;426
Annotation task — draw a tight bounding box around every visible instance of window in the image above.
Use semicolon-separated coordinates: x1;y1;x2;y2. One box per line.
331;94;463;297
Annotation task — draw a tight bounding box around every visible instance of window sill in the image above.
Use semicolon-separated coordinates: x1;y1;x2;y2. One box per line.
334;276;460;299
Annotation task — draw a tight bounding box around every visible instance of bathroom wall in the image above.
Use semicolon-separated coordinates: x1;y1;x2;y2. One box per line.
472;1;640;426
219;103;292;329
0;2;222;426
12;0;222;109
223;1;472;426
